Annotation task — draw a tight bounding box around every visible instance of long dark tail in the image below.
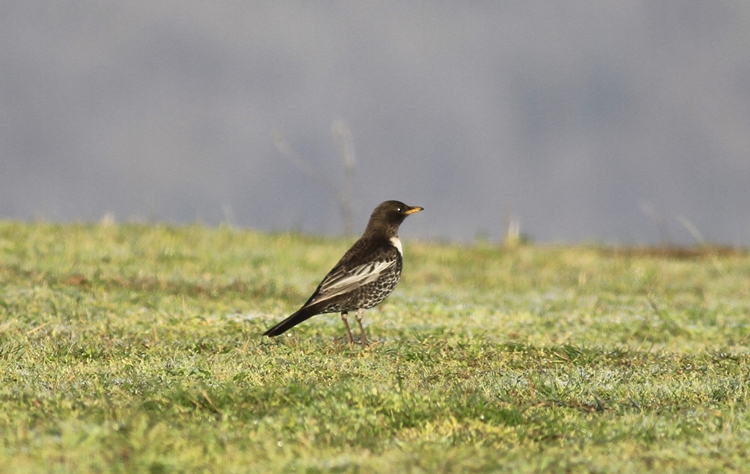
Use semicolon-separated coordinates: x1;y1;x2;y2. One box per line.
263;305;320;337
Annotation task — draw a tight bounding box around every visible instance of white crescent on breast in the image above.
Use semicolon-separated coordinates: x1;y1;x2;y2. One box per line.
390;236;403;256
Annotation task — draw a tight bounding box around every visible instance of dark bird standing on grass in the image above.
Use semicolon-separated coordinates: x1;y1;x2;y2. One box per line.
263;200;423;345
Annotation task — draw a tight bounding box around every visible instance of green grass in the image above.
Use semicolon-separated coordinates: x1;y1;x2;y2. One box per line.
1;220;749;473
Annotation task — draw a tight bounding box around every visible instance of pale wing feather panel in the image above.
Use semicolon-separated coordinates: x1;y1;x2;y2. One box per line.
310;259;396;305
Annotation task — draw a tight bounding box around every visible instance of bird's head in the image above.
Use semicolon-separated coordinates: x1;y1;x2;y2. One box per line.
366;200;423;237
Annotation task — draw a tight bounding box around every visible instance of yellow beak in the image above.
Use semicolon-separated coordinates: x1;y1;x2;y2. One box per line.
404;206;424;215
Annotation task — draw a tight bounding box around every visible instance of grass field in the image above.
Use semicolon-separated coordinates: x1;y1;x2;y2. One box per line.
1;220;749;473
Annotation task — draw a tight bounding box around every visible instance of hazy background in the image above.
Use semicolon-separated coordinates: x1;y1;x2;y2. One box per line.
2;2;750;245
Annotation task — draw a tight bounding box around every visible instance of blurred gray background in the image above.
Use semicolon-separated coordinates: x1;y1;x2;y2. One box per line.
2;2;749;245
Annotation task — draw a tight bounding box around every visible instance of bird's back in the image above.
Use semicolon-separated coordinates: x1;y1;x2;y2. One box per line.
304;236;402;314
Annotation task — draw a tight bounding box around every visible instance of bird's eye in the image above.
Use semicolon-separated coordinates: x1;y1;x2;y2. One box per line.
397;207;403;213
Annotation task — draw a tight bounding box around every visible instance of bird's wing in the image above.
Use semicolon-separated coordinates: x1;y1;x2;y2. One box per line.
309;258;397;305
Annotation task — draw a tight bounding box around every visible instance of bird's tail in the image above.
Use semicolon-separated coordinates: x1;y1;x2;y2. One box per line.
262;306;319;337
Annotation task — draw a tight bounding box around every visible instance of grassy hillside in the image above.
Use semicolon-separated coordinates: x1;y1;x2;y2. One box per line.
1;221;749;473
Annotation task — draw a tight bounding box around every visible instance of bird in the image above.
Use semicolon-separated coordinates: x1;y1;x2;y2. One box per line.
263;200;423;346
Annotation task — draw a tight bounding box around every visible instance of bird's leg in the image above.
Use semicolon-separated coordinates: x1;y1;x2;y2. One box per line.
355;309;368;346
340;312;354;347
